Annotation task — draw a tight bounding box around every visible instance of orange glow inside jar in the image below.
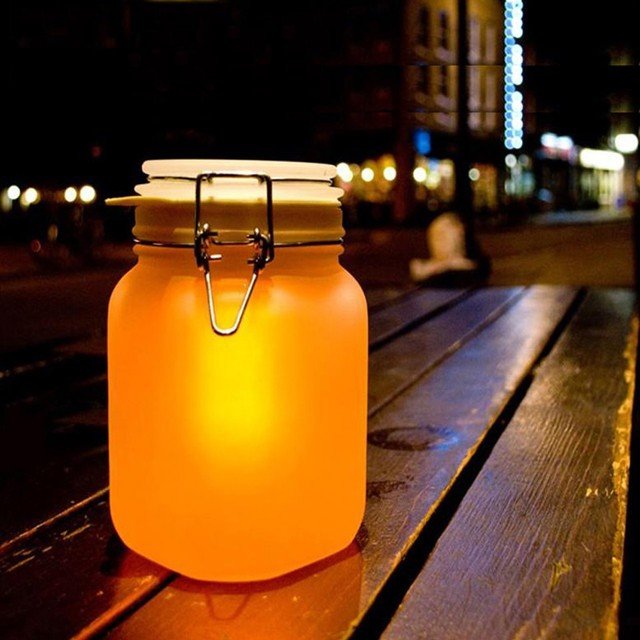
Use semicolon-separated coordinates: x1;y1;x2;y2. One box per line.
106;160;368;581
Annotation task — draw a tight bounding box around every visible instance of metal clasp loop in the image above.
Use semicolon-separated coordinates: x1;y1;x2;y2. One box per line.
194;172;275;336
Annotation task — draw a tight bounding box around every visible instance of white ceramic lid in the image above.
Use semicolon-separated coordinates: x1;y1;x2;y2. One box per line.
143;159;337;180
135;159;341;204
107;159;344;245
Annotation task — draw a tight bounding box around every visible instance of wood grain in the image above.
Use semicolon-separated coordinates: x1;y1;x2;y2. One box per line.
0;287;480;552
0;287;540;639
104;286;577;640
0;498;172;640
0;375;108;547
368;288;469;348
368;287;524;415
382;289;636;640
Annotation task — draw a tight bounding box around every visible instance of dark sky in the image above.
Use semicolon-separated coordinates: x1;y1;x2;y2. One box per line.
525;0;638;62
4;1;357;191
524;0;640;147
3;0;640;191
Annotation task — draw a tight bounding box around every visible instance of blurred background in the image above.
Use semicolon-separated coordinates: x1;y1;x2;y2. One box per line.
2;0;640;349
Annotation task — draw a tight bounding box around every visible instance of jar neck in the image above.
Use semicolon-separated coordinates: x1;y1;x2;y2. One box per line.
116;200;344;247
133;244;344;277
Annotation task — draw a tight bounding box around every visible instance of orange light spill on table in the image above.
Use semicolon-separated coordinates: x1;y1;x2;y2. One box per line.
107;161;368;581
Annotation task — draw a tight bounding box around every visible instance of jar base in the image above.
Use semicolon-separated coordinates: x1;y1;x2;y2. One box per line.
112;511;361;583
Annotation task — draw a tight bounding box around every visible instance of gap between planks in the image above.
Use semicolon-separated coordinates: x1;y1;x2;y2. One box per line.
381;289;637;639
91;286;580;639
349;288;586;640
3;286;552;640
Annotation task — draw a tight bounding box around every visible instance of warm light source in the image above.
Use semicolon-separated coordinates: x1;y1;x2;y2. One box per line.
7;185;21;201
360;167;374;182
79;185;97;203
468;168;480;181
439;161;454;178
383;166;397;181
64;186;78;203
1;191;12;213
425;172;441;189
579;148;624;171
336;162;353;183
413;167;427;182
614;133;639;154
22;187;40;205
106;160;367;583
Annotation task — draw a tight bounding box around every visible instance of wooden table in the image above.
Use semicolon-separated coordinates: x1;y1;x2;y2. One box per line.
0;285;636;639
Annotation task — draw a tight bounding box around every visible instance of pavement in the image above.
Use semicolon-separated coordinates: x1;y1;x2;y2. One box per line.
0;207;635;355
528;206;632;227
2;206;633;283
0;243;135;281
343;207;634;288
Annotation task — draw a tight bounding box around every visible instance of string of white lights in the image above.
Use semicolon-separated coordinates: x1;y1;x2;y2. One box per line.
504;0;524;150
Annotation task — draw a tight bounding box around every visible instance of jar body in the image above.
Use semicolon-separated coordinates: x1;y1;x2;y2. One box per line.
108;244;367;581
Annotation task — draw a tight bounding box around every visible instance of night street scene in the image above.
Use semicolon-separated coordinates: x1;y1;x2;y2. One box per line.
3;1;640;639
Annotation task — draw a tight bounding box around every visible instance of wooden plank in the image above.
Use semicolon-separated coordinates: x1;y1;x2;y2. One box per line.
368;287;523;415
102;286;577;640
0;269;123;353
368;288;469;348
0;498;172;640
0;350;105;404
363;286;415;312
0;288;468;552
0;375;108;548
382;289;636;640
0;286;539;639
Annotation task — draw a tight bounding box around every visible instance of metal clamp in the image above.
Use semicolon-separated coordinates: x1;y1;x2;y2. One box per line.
134;171;342;336
194;172;275;336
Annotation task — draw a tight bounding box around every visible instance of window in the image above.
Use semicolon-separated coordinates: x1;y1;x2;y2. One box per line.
484;111;497;130
416;5;430;48
469;66;480;109
469;17;480;63
485;71;497;110
438;11;450;50
469;112;481;129
417;64;429;93
438;65;449;97
485;24;497;63
484;71;497;129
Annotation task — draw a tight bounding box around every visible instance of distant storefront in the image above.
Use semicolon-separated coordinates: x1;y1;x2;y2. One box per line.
542;151;623;209
506;134;626;214
335;152;500;226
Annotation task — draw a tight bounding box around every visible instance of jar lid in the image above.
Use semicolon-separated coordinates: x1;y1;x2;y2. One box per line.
136;159;340;204
144;158;337;180
107;159;344;245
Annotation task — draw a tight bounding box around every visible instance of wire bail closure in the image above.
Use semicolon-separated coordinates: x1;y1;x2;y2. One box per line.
194;172;275;336
130;169;342;335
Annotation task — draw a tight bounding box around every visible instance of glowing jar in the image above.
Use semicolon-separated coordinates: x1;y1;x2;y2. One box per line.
106;160;368;582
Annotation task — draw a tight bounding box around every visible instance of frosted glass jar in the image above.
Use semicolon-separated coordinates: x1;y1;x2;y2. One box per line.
107;160;368;581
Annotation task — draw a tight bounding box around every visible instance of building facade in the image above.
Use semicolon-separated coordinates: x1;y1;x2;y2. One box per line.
7;0;506;227
327;0;504;224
